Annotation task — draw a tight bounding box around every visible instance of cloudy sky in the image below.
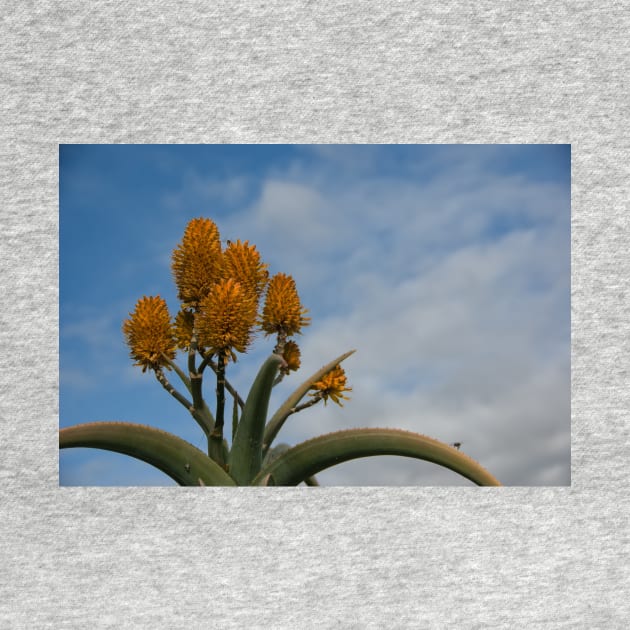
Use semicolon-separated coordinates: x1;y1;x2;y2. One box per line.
59;144;570;486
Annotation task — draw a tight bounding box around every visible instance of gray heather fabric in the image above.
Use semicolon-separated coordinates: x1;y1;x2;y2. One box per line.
1;2;628;627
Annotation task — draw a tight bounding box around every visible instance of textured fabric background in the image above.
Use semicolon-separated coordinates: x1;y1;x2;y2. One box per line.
1;1;628;627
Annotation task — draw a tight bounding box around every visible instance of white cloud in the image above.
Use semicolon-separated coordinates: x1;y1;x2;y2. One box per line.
217;154;570;486
255;180;332;243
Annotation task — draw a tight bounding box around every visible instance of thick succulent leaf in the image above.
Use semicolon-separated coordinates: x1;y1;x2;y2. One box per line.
252;428;501;486
263;349;356;453
228;353;284;485
59;422;236;486
262;442;292;466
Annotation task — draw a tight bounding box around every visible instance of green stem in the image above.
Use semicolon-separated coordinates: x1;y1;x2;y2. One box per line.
190;373;204;418
184;329;216;447
161;353;192;393
198;349;213;374
208;351;227;467
274;329;287;356
290;396;321;414
207;358;245;410
155;366;213;440
214;352;226;438
154;368;192;410
188;329;198;375
154;368;212;439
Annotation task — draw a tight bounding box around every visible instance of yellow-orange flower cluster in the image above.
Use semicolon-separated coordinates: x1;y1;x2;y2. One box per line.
173;308;194;351
281;340;301;373
171;217;222;308
261;273;311;337
126;218;317;370
195;278;258;362
221;239;269;302
309;365;352;406
122;296;176;372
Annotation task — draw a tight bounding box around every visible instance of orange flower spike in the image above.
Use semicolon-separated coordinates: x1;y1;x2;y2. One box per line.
282;340;301;372
261;273;311;337
309;365;352;406
196;278;258;361
171;217;223;308
222;239;269;301
173;308;195;351
122;296;177;372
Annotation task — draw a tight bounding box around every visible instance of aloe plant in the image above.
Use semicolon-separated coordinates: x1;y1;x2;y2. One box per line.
60;217;501;486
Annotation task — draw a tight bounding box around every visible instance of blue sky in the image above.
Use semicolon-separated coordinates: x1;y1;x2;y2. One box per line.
59;144;571;486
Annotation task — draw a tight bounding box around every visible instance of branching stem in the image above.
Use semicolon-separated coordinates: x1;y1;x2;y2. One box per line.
274;329;287;356
188;329;198;376
161;353;191;393
214;351;226;439
290;396;322;414
154;368;193;410
206;357;245;410
261;396;322;453
206;350;228;468
198;349;213;374
154;368;211;438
